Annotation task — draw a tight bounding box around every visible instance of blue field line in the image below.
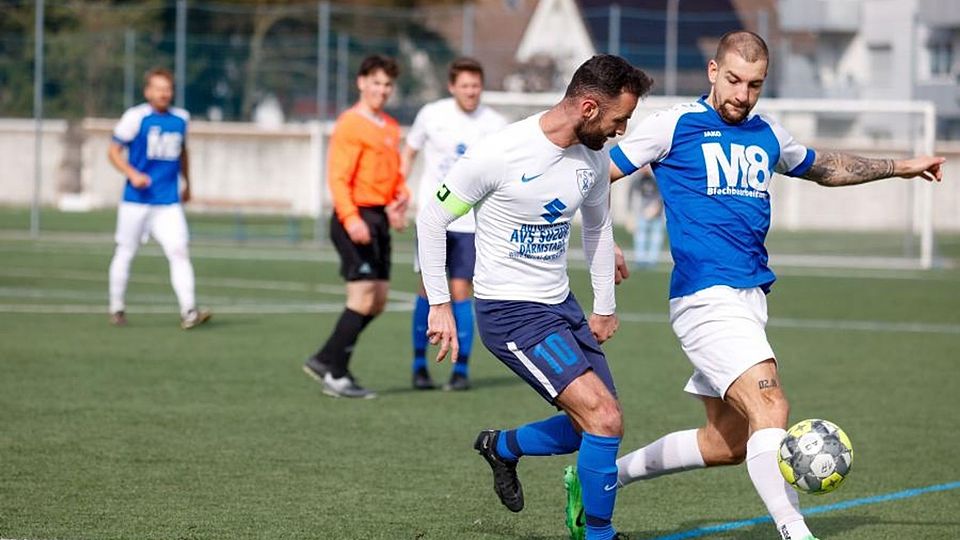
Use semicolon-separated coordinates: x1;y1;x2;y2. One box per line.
650;481;960;540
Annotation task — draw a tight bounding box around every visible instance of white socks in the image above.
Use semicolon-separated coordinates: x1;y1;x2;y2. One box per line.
746;428;811;540
617;428;705;487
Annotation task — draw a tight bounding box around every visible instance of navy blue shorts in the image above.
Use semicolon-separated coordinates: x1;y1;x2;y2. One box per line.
414;231;476;280
476;293;617;405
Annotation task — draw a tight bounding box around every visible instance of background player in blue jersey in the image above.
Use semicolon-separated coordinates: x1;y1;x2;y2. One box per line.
419;55;653;540
566;31;944;540
107;68;211;330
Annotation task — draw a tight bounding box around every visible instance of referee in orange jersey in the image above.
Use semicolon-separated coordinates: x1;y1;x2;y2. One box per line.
303;55;409;399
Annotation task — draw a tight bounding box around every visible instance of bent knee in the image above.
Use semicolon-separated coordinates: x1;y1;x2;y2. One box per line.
752;391;790;428
582;399;623;437
700;421;749;466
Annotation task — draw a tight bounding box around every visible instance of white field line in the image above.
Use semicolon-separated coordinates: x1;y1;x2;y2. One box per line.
0;268;418;302
1;239;955;277
1;296;957;335
0;302;411;315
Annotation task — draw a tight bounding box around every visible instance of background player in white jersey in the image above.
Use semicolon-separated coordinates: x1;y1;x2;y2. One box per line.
566;31;944;540
419;55;653;540
401;57;507;391
107;67;211;330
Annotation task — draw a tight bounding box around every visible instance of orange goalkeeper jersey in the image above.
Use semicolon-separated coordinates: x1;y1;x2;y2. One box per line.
327;107;407;227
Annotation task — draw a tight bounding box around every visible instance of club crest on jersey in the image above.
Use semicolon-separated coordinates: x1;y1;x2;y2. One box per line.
576;169;597;195
701;142;771;199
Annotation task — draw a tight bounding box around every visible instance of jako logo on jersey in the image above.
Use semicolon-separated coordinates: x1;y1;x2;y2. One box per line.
701;142;771;197
541;198;566;223
703;130;722;137
146;126;183;160
576;169;597;195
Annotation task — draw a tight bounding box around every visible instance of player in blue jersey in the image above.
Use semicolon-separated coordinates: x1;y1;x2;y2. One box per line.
419;55;653;540
107;68;211;330
561;32;944;540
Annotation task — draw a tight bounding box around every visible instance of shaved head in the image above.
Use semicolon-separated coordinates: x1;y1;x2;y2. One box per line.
715;30;769;65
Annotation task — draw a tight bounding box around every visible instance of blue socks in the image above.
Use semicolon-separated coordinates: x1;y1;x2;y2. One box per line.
452;299;473;375
493;419;621;538
578;432;621;540
495;415;582;461
413;296;474;375
411;296;429;372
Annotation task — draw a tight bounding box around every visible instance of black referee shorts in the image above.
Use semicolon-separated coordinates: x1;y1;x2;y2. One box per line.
330;206;391;281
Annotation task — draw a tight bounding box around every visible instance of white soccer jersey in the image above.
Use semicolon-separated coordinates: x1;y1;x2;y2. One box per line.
408;98;507;233
417;113;615;314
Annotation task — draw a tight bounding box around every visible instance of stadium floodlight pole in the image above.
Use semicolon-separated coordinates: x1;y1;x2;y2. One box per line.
315;0;331;245
31;0;45;239
607;4;621;56
664;0;679;96
124;28;136;109
462;2;475;56
175;0;186;109
335;32;349;115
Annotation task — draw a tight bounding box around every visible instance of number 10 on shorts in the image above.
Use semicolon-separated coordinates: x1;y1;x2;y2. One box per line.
532;333;578;374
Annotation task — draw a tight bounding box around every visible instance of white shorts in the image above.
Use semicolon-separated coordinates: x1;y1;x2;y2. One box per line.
115;202;189;251
669;285;776;399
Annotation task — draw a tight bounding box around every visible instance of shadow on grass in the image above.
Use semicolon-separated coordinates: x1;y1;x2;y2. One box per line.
375;374;525;396
627;512;960;539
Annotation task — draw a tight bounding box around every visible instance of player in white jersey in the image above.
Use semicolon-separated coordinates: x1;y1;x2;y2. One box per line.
107;68;211;330
419;55;653;540
401;58;507;391
564;32;944;540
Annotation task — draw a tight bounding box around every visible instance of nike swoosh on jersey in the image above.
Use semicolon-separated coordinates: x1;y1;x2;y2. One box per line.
603;483;617;491
521;173;544;183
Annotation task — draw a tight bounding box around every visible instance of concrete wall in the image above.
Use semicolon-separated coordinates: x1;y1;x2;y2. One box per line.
1;117;957;232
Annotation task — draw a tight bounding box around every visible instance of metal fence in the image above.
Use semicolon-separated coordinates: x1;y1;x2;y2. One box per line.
0;0;783;125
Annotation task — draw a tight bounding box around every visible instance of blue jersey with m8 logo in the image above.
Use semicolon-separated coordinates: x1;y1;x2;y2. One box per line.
611;97;815;298
112;103;189;205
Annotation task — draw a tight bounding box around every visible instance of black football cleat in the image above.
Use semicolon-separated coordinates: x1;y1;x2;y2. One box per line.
412;368;436;390
474;429;524;512
443;372;471;391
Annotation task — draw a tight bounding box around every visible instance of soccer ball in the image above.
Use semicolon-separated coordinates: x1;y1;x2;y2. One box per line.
777;419;853;495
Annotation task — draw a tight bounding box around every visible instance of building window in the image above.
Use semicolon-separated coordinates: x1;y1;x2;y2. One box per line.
928;40;954;77
868;44;893;87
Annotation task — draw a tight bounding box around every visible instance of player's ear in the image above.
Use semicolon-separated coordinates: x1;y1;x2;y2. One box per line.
581;97;600;121
707;59;719;84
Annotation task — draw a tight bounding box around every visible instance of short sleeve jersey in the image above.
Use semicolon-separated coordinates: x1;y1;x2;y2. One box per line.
408;98;507;233
112;103;189;205
610;97;816;298
438;113;610;304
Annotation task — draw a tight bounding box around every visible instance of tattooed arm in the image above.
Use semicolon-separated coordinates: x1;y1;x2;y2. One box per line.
800;151;945;187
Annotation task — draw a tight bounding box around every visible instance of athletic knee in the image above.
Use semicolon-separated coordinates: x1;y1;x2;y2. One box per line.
700;416;749;466
580;398;623;437
752;391;790;428
707;434;747;465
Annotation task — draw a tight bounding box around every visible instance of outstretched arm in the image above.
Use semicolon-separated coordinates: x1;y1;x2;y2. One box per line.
801;152;944;187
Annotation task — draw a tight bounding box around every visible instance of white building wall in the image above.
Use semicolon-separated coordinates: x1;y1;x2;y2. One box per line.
1;118;957;231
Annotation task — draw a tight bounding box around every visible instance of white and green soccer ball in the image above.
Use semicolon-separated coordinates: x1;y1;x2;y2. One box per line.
778;419;854;495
